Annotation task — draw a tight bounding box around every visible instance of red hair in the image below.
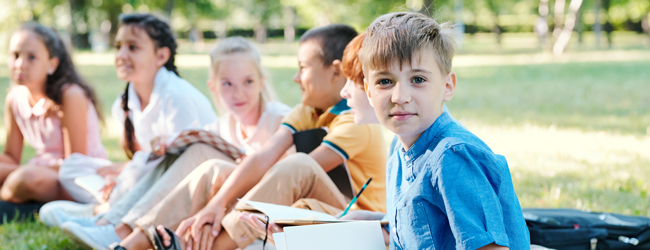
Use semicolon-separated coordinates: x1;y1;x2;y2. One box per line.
341;32;366;88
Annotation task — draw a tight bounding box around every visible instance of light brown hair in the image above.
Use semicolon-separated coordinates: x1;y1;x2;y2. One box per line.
358;12;458;76
209;36;278;114
341;32;366;88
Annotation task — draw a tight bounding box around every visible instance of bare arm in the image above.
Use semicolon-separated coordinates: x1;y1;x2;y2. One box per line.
1;95;23;165
205;127;294;210
308;145;345;172
477;243;509;250
60;85;89;157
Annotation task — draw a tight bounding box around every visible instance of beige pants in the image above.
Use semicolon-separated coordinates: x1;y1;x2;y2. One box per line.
135;158;237;243
102;144;233;228
136;153;349;249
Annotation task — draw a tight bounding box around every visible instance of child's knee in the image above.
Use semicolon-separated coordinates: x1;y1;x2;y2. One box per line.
2;167;45;197
267;153;319;178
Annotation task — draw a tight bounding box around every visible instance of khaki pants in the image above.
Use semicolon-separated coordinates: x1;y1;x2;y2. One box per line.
135;158;237;243
137;153;349;249
222;152;349;248
102;144;233;228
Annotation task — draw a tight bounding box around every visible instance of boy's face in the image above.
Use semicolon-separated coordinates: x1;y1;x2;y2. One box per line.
340;78;379;125
293;40;344;111
365;48;456;148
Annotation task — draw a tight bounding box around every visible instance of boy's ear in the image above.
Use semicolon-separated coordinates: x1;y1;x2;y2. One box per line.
330;59;344;83
364;78;374;107
443;71;456;102
155;47;171;68
48;57;60;75
207;78;217;93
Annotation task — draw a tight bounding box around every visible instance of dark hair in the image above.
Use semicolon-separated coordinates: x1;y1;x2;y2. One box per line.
117;13;178;158
16;22;103;121
299;24;358;66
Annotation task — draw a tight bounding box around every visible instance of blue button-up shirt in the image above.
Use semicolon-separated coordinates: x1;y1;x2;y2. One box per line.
385;111;530;250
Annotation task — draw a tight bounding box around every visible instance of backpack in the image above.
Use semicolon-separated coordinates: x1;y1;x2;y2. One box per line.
524;208;650;250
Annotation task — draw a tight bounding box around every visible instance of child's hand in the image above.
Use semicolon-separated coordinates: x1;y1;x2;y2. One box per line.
98;180;115;203
96;165;116;177
96;162;126;177
150;136;169;157
238;212;283;246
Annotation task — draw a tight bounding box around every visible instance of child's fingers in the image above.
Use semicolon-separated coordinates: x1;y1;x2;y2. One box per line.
270;222;283;233
186;235;193;250
175;218;194;240
156;225;172;247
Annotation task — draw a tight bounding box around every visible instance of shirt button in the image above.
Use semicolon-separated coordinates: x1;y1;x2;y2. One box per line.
392;226;397;232
405;155;410;161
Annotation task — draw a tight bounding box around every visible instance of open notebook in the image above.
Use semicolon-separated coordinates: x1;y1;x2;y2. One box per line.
73;175;106;202
273;221;386;250
237;200;387;226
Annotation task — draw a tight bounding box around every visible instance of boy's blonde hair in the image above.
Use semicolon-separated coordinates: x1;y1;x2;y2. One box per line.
359;12;458;76
209;36;278;114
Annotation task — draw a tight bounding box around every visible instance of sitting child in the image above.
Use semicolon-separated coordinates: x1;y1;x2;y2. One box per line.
0;23;107;205
359;12;530;249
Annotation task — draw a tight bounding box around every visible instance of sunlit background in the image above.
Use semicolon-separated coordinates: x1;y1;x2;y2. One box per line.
1;0;649;247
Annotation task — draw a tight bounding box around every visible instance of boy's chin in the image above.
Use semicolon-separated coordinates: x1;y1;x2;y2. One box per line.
384;122;417;135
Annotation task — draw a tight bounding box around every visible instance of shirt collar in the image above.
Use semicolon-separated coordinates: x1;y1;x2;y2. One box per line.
400;111;454;164
327;99;351;115
127;67;169;113
312;99;351;127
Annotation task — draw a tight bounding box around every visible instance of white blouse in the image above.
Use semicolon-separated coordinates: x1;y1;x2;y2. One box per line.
111;67;217;153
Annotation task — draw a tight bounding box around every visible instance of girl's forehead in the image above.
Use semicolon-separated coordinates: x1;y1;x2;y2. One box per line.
10;31;45;51
215;56;260;75
116;25;152;42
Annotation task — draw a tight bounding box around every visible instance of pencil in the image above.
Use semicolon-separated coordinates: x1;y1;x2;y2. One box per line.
338;177;373;218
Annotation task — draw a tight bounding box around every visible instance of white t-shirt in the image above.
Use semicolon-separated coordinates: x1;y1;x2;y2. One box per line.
204;101;292;155
111;67;217;153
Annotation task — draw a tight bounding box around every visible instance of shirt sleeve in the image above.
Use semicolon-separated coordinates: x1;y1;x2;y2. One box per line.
111;94;125;134
160;94;214;136
435;144;510;249
280;104;314;134
321;114;370;161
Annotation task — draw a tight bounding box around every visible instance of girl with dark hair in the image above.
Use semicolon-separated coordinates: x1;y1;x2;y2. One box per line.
39;13;218;237
0;23;107;203
50;13;216;206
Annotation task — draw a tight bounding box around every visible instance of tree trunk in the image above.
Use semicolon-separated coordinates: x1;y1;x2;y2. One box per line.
535;0;550;49
594;0;602;48
552;0;583;56
553;0;566;37
283;6;296;43
641;11;650;46
29;0;39;21
602;0;613;48
105;1;122;47
166;0;174;20
69;0;91;49
454;0;465;45
494;15;502;47
576;5;584;44
255;23;267;43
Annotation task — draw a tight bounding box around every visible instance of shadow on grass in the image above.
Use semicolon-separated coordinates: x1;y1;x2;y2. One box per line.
0;206;82;249
513;157;650;217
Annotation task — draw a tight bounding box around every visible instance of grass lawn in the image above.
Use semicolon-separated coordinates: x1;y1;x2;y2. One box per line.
0;33;649;248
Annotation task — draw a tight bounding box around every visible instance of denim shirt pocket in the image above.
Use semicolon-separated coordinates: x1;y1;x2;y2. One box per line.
397;200;435;250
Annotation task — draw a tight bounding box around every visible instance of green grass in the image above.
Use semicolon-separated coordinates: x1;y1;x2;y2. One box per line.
450;60;650;135
0;33;649;248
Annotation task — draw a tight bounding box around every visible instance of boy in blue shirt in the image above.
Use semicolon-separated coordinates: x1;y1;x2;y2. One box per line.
359;12;530;249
